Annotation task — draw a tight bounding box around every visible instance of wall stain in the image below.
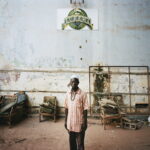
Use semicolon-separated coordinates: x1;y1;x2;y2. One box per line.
121;25;150;30
15;72;20;82
92;66;109;112
0;0;8;10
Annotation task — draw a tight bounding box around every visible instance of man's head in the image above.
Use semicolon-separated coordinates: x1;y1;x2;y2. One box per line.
70;75;79;91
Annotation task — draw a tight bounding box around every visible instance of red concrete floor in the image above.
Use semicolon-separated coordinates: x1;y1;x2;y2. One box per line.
0;116;150;150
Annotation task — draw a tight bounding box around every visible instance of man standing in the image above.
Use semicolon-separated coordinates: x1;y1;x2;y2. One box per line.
64;75;88;150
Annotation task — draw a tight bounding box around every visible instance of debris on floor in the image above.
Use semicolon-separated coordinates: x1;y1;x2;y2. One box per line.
121;117;144;130
14;138;27;143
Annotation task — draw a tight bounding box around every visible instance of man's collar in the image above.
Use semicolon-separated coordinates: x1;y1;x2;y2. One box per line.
69;88;81;94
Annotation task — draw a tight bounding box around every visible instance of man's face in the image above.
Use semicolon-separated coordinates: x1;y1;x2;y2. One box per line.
70;78;79;90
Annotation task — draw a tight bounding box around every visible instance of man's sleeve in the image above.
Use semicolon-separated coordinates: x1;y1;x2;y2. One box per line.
83;93;89;110
64;93;68;109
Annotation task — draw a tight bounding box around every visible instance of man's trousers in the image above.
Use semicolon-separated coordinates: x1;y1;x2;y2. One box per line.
69;131;85;150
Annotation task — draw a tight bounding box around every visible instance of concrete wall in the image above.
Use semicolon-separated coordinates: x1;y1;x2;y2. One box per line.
0;0;150;108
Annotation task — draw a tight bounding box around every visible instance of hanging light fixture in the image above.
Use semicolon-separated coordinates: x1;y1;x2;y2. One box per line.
70;0;84;5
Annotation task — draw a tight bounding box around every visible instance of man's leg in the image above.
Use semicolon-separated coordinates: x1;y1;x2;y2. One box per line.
76;131;85;150
69;132;77;150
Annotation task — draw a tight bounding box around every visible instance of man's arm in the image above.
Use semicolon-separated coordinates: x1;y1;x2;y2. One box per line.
81;109;88;132
81;92;88;132
64;108;68;131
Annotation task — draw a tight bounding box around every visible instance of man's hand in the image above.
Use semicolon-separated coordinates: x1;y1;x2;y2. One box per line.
64;108;69;133
81;110;88;132
64;122;69;133
64;122;67;130
81;123;87;132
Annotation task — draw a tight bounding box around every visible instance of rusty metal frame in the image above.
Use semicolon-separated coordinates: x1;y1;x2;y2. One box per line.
89;66;150;115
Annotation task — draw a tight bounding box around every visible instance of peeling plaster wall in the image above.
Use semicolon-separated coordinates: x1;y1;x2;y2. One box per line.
0;71;89;106
0;0;150;107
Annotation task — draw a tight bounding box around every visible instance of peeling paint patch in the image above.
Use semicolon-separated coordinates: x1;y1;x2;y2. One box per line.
0;72;20;85
0;72;10;84
14;72;20;81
